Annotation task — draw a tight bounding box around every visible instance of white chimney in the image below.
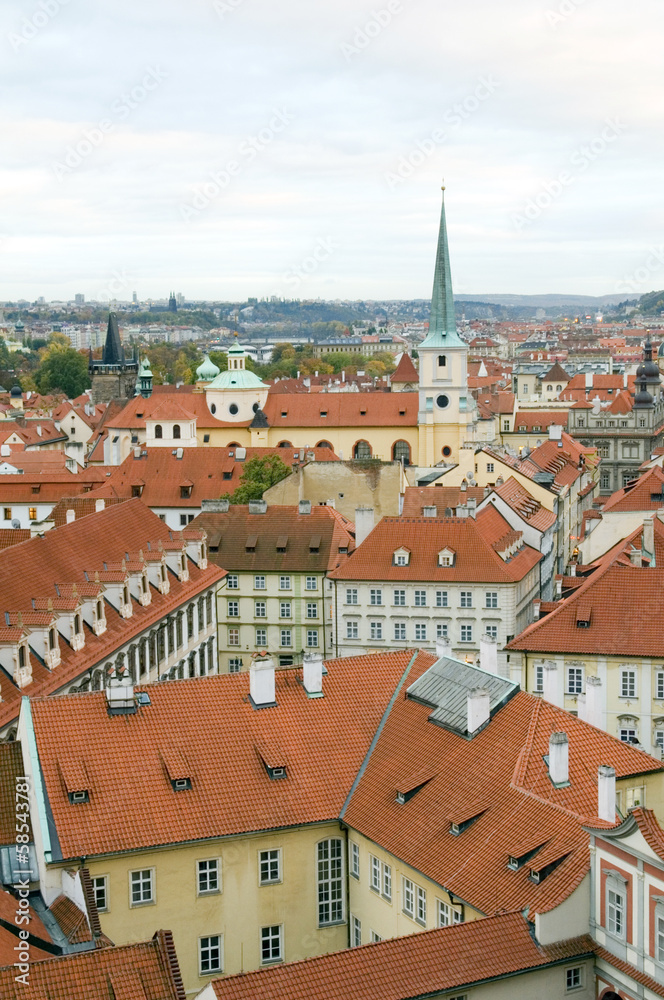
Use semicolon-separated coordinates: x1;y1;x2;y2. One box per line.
643;515;655;562
133;446;141;458
302;651;323;697
66;509;75;524
598;765;616;822
543;661;561;706
95;499;105;512
250;654;275;708
585;372;593;391
549;732;569;786
548;424;563;441
422;505;437;517
578;674;603;729
354;507;375;547
436;636;452;660
299;499;312;515
467;688;490;735
479;634;498;675
36;424;42;437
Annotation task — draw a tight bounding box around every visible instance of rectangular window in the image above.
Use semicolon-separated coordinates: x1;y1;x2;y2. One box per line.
279;576;291;590
460;591;472;608
351;915;362;947
657;914;664;963
280;629;292;647
416;885;426;925
254;575;266;590
600;472;611;490
228;627;240;646
370;621;383;640
346;588;358;605
306;576;317;590
620;727;637;743
485;591;498;609
199;935;222;975
279;601;291;618
436;591;449;608
461;624;473;642
437;899;450;927
393;589;406;606
260;925;283;964
371;931;382;943
436;622;449;639
130;869;154;906
346;621;359;640
485;624;498;640
656;670;664;700
317;838;343;925
228;657;242;673
306;629;319;647
92;876;108;912
3;508;10;520
259;849;281;885
350;842;360;879
197;859;220;895
656;730;664;751
227;600;239;617
535;663;544;692
370;589;382;606
567;666;584;695
453;908;463;924
227;574;239;589
415;623;427;642
382;863;392;902
370;855;381;893
394;622;406;641
255;628;267;647
607;886;624;937
621;669;636;698
254;601;266;618
414;590;427;607
402;877;414;918
626;786;644;809
306;602;318;619
28;507;37;520
566;967;582;992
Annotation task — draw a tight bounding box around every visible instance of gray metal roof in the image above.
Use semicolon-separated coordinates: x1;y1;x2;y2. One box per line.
406;656;518;737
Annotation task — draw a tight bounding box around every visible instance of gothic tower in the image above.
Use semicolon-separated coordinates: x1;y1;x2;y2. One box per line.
417;187;476;467
89;313;139;405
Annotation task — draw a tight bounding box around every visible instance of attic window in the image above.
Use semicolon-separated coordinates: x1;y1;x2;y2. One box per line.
507;844;546;871
360;409;367;415
246;535;257;552
69;790;89;804
31;486;40;494
399;409;406;416
172;777;192;792
393;548;410;566
338;545;348;554
281;411;288;418
576;605;591;628
276;535;288;553
161;748;191;791
309;535;321;554
268;766;286;780
131;484;144;497
438;548;455;567
223;471;233;480
320;410;328;417
529;854;570;884
395;775;434;805
180;485;192;499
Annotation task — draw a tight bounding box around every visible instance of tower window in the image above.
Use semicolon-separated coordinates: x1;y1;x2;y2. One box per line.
438;355;447;367
229;403;239;415
173;425;181;439
154;424;163;439
436;395;450;409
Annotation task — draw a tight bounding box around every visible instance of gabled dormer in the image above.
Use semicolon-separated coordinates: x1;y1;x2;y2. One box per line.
0;624;32;688
438;547;455;567
392;546;411;567
9;611;61;669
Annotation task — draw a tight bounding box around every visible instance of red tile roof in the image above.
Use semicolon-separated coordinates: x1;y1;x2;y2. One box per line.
401;485;487;516
103;392;250;430
513;411;567;433
343;655;661;918
0;471;107;504
494;477;557;532
0;930;186;1000
391;353;418;383
595;946;664;999
0;743;32;842
600;466;664;512
0;528;30;549
262;392;418;428
0;891;54;967
208;912;593;1000
28;650;429;859
329;509;541;584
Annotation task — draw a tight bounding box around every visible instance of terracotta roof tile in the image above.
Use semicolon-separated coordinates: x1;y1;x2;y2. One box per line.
401;486;487;516
262;392;418;427
391;353;418;382
601;465;664;512
0;743;33;843
49;894;92;944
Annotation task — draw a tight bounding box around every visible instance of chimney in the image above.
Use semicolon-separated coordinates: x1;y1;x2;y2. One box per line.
629;547;643;567
66;509;75;524
532;598;541;620
299;499;312;515
543;660;561;706
598;765;616;822
466;498;477;517
643;515;655;563
549;424;563;441
549;732;569;786
479;633;498;675
460;480;467;492
133;446;141;458
354;507;375;547
95;499;105;512
483;486;491;498
250;653;276;708
422;505;437;517
302;651;323;697
435;635;452;660
201;498;230;513
585;372;593;391
467;688;490;736
105;672;136;715
248;500;267;515
578;674;603;729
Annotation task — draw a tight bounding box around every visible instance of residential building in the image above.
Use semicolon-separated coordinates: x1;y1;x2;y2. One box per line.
192;501;355;671
508;514;664;755
579;464;664;563
0;467;108;529
328;506;541;672
263;458;404;522
0;498;223;739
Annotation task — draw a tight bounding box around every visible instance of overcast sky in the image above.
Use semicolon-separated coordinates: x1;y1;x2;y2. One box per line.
1;0;663;303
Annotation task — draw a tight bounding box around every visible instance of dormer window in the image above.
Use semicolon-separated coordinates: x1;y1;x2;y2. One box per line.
276;535;288;554
69;790;89;805
141;575;148;593
528;854;570;884
576;605;591;628
74;614;81;635
172;777;191;791
438;548;455;567
131;484;143;498
18;644;26;668
393;547;410;566
123;586;130;605
267;766;286;780
48;628;56;650
180;485;192;499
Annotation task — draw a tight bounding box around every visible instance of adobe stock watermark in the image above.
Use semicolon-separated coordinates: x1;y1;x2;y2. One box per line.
179;107;295;223
50;66;168;181
615;247;664;294
95;269;134;303
212;0;246;18
8;0;71;53
340;1;403;61
545;0;590;28
384;75;500;190
511;117;626;230
282;237;339;291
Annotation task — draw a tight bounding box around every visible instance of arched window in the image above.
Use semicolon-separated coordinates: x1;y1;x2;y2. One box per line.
438;355;447;367
92;669;103;691
316;440;333;449
173;424;181;439
556;384;562;392
392;440;411;465
353;440;372;459
227;442;241;448
154;424;163;439
277;440;293;448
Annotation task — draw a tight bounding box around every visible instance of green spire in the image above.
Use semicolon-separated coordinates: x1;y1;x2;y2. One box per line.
421;186;465;348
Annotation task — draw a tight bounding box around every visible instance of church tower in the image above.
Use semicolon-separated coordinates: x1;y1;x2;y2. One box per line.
89;313;139;404
417;187;475;467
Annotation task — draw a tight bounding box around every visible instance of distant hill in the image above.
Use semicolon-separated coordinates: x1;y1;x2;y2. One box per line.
638;290;664;314
455;293;628;308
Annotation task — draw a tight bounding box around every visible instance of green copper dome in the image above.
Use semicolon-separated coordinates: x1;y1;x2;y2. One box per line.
196;353;221;382
208;368;266;390
140;356;153;378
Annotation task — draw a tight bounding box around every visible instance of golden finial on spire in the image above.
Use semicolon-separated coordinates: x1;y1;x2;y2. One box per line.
441;177;445;192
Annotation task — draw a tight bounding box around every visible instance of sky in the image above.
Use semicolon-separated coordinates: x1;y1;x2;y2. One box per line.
1;0;664;303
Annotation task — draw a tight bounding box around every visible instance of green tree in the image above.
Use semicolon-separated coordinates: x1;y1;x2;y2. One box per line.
34;348;90;398
222;455;291;504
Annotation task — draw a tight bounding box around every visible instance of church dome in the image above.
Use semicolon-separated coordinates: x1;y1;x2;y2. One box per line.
10;384;22;397
208;368;266;390
196;353;220;382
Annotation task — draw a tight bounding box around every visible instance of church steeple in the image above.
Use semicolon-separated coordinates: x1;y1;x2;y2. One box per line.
421;185;465;349
102;312;125;365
